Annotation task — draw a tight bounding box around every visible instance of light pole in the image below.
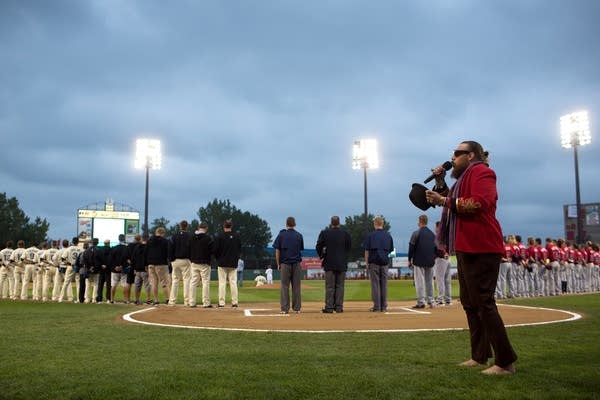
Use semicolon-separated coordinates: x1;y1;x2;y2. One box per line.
561;111;591;244
352;139;379;242
135;138;162;239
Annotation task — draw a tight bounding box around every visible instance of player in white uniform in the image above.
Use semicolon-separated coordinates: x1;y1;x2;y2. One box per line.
0;241;15;299
58;237;82;303
52;239;69;301
20;244;41;300
9;240;26;300
40;242;59;301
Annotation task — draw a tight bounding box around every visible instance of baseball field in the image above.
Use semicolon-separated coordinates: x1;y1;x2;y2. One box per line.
0;280;599;400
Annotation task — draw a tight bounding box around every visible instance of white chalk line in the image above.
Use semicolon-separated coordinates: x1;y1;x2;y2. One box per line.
122;304;581;333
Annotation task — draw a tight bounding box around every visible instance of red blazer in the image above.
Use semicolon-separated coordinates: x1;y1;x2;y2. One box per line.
452;163;504;254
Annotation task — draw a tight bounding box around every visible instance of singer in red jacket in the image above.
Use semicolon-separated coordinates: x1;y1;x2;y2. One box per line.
426;140;517;376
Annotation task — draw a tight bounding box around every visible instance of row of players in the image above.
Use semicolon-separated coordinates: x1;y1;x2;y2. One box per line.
497;235;600;299
0;221;243;306
0;236;139;303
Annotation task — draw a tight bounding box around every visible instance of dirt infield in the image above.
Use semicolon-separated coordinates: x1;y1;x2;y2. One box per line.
123;301;581;333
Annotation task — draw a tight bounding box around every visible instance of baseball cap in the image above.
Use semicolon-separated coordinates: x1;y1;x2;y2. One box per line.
409;183;431;211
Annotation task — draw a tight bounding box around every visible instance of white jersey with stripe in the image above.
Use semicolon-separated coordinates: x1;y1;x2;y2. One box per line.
21;246;40;264
0;248;13;266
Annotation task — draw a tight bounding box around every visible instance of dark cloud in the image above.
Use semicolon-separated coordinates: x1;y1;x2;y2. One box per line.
1;0;599;249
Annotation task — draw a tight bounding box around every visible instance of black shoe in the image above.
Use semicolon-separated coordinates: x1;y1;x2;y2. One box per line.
202;305;213;308
322;308;334;313
369;307;380;312
232;304;238;308
218;304;225;308
335;309;343;313
411;304;425;309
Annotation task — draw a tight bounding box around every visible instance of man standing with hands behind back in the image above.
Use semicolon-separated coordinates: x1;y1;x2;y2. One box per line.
273;216;304;314
426;140;517;375
408;214;437;309
214;219;242;308
364;216;394;312
316;216;352;313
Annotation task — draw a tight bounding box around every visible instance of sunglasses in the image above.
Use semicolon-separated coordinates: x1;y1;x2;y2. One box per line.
453;150;471;158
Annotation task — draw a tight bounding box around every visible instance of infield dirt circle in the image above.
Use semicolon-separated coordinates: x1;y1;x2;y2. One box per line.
124;301;580;332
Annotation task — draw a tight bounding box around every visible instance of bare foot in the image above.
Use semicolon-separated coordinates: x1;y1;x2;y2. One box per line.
481;364;516;375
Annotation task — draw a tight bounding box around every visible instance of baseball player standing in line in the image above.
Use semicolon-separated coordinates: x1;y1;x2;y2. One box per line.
214;219;243;308
536;238;548;297
58;237;82;303
52;239;69;301
433;225;452;306
0;241;14;299
188;222;214;308
20;243;40;300
110;234;130;303
41;242;59;301
168;220;192;306
9;240;26;300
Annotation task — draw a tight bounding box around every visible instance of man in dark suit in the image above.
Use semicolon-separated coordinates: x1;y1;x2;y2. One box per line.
316;216;352;313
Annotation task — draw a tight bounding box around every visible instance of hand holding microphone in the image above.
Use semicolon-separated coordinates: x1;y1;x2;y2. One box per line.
424;161;452;184
409;161;452;211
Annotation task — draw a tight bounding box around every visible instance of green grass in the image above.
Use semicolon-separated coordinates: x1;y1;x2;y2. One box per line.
0;281;599;400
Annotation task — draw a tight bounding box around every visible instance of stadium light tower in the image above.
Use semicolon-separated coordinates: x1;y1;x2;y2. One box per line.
352;139;379;242
560;111;591;244
135;138;162;239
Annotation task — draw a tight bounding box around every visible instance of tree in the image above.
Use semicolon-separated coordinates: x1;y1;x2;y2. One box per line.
341;213;392;261
196;199;272;267
149;217;171;236
0;193;49;246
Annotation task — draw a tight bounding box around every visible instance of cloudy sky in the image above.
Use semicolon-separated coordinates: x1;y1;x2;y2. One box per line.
2;0;599;251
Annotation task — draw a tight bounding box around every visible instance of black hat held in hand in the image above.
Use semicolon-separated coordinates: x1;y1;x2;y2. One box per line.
409;183;431;211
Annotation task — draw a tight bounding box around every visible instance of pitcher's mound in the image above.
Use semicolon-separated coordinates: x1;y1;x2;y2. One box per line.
123;301;581;332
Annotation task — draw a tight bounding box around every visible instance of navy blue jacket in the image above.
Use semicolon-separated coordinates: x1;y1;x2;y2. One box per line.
273;228;304;264
408;226;436;268
364;229;393;266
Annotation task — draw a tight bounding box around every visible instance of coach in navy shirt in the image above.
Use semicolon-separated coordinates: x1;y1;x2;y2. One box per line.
364;216;394;312
273;216;304;314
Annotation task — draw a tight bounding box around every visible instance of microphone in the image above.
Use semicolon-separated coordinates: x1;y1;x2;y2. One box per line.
424;161;452;184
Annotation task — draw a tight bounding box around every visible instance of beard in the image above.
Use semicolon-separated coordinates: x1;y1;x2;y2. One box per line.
451;163;467;179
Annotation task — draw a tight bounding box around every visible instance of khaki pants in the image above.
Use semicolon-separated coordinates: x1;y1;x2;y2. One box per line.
168;259;191;305
0;266;14;299
21;264;36;300
59;266;76;302
43;266;58;301
12;265;24;300
190;263;211;307
217;267;238;306
85;274;99;303
32;267;44;300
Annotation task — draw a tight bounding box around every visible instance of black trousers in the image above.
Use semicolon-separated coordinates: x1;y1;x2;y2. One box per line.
457;252;518;368
97;269;112;302
324;270;346;311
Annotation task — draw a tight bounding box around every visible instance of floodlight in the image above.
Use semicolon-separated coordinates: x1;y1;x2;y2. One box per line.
561;111;591;148
135;139;162;169
352;139;379;169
